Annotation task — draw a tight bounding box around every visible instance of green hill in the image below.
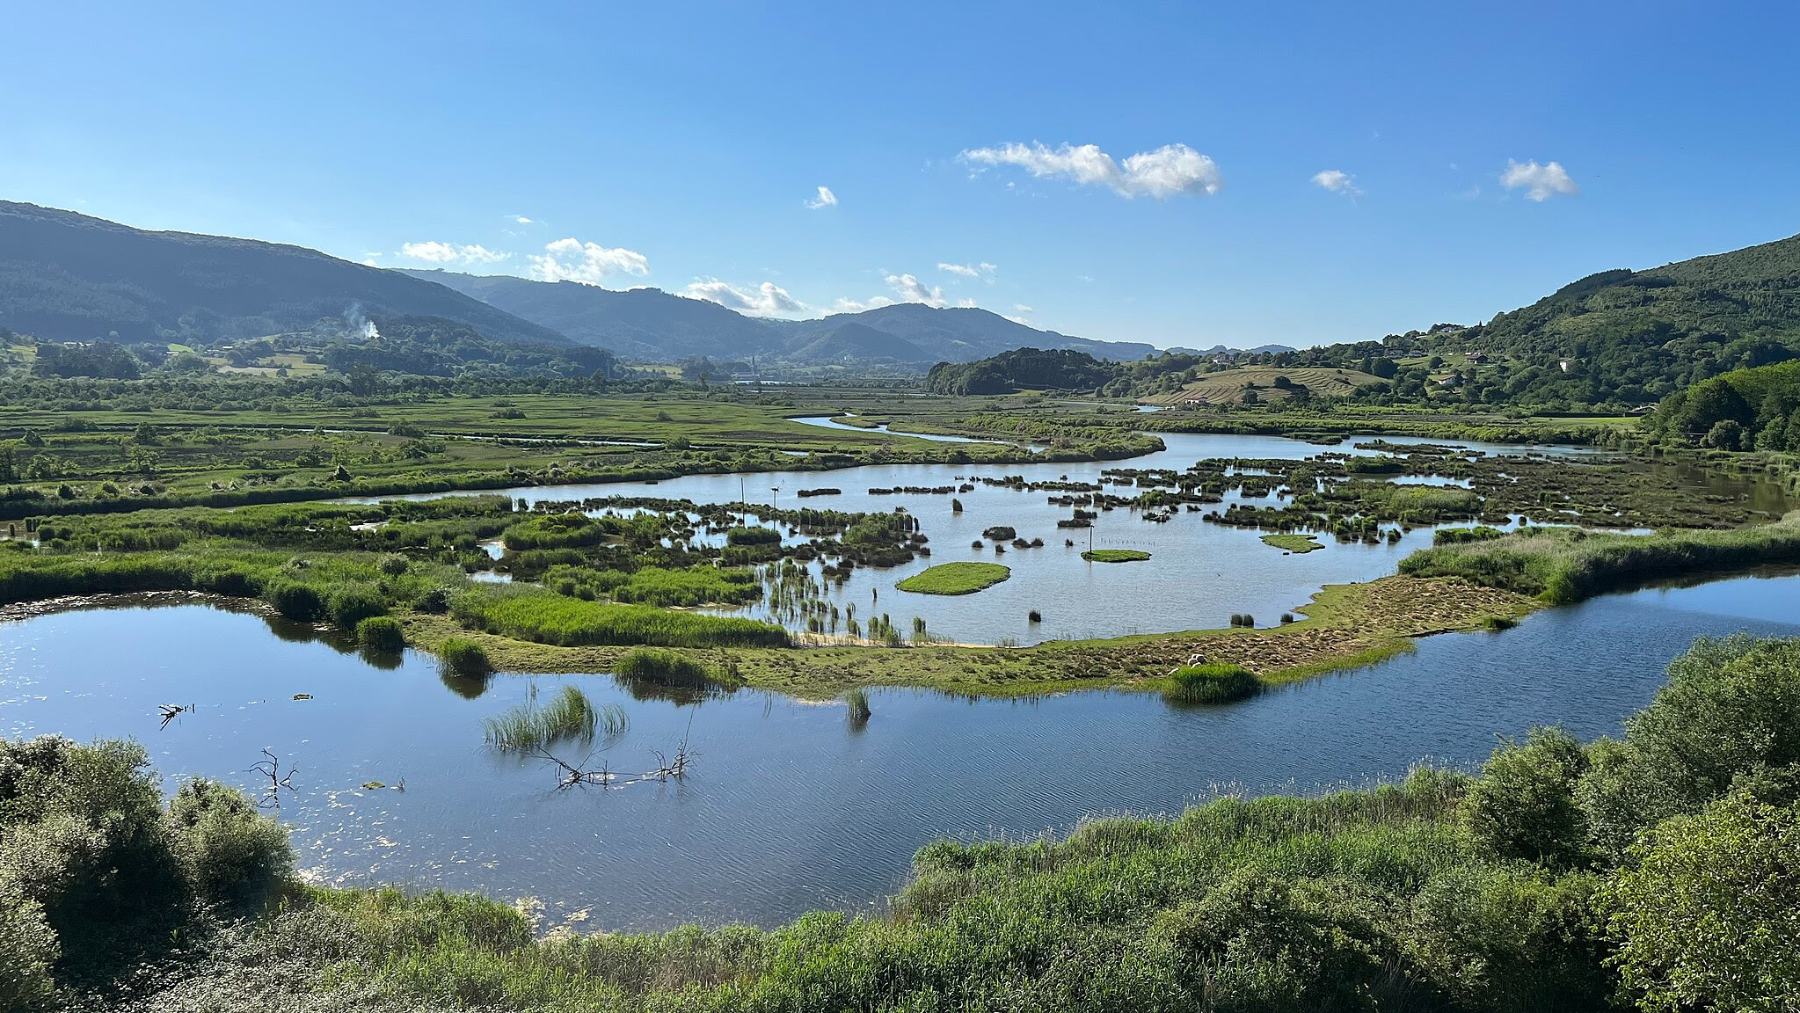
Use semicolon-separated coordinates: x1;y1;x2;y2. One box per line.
0;202;567;347
1416;233;1800;406
924;347;1123;395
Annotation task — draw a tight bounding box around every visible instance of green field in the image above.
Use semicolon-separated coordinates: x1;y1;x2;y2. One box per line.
1261;533;1324;552
894;561;1011;595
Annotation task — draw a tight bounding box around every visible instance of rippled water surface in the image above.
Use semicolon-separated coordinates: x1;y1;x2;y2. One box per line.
4;571;1796;931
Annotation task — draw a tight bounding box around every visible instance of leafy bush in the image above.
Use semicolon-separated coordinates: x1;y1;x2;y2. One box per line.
1460;727;1591;866
1576;634;1800;856
166;778;293;908
1605;790;1800;1012
0;879;59;1011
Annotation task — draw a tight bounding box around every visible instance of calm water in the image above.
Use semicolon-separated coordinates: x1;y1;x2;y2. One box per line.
4;572;1797;932
364;431;1640;645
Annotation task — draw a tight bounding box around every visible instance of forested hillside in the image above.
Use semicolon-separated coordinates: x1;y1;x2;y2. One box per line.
0;202;567;346
1399;233;1800;407
924;347;1123;394
1645;359;1800;450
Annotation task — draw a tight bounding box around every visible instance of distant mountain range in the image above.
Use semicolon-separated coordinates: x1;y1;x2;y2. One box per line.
399;269;1159;365
0;202;565;347
1167;343;1298;357
0;201;1162;367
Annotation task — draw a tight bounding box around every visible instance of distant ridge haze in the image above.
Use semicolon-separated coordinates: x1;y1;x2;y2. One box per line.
398;269;1162;365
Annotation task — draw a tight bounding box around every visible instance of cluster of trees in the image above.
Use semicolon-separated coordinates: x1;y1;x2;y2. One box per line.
28;340;144;379
924;347;1122;395
1644;359;1800;451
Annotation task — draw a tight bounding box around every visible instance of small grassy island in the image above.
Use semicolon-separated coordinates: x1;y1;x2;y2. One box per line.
1082;548;1152;563
895;561;1011;595
1260;533;1324;553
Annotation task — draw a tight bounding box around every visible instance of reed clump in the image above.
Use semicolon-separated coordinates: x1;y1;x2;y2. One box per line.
1164;662;1261;704
355;616;406;651
439;637;491;677
484;685;623;751
614;647;741;691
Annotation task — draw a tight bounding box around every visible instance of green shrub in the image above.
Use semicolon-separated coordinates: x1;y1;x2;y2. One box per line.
355;616;406;651
1164;663;1259;704
327;585;386;629
1605;790;1800;1012
0;737;176;947
1460;727;1591;867
1576;635;1800;856
378;553;410;576
166;778;293;908
0;879;58;1012
439;637;490;677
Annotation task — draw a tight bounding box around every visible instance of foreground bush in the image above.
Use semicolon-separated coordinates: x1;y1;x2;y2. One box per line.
1605;789;1800;1012
0;879;58;1011
167;777;293;908
0;737;292;1008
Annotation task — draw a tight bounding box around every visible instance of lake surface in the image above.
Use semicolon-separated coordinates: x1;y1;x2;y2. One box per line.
4;571;1797;932
363;431;1638;646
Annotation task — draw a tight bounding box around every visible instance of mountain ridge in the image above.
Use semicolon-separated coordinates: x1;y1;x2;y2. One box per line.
0;201;567;347
402;268;1160;365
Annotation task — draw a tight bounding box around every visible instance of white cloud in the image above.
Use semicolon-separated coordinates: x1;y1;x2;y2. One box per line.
509;215;534;225
961;141;1222;199
528;237;650;285
1311;169;1361;196
885;272;946;307
833;271;955;313
938;261;997;281
805;185;838;209
832;295;894;313
398;241;510;266
1500;160;1578;201
683;278;805;317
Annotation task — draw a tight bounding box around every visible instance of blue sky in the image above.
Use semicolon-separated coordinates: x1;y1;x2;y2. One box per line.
4;1;1797;349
